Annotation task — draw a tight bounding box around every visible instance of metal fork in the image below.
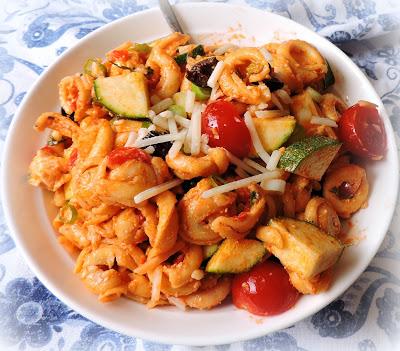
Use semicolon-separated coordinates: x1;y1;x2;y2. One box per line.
158;0;186;34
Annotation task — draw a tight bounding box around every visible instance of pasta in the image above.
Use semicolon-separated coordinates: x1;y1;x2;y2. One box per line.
28;33;384;314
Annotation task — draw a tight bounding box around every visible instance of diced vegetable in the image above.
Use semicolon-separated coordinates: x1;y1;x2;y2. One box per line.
203;244;219;260
83;58;106;78
94;72;149;118
256;218;343;279
168;104;186;116
278;136;341;180
252;116;296;154
323;60;335;89
132;43;151;53
59;203;78;224
173;92;187;110
190;45;205;58
191;83;211;101
206;239;266;274
175;53;188;65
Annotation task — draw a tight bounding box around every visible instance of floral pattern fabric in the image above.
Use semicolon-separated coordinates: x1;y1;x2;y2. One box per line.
0;0;400;350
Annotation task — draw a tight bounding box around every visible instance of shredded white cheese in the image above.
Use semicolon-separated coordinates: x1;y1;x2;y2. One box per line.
134;178;184;204
168;139;184;159
167;296;187;311
190;103;202;155
144;146;155;154
191;269;205;280
201;170;282;199
271;92;285;111
151;98;173;114
275;89;292;104
260;179;286;193
152;116;169;130
256;103;269;110
235;167;249;178
167;116;178;135
158;110;174;119
310;116;338;128
226;150;259;175
148;110;156;119
306;87;322;103
260;47;273;63
134;130;186;148
266;149;283;171
185;90;196;114
214;44;238;56
207;61;225;88
243;158;268;173
124;131;138;147
255;110;288;118
174;115;191;128
244;112;270;164
147;266;162;308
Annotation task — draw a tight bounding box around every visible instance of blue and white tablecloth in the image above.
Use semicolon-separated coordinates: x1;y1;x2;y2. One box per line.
1;0;400;350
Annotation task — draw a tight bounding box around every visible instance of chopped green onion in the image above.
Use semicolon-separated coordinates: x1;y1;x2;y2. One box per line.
142;121;152;128
168;104;186;116
60;203;78;224
175;53;188;65
111;62;134;71
191;83;211;101
306;86;322;103
323;60;335;89
190;45;205;58
83;58;106;78
133;43;151;53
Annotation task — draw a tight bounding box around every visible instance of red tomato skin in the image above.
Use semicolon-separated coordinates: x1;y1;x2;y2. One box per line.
232;261;300;316
108;147;151;168
202;100;251;158
338;103;386;160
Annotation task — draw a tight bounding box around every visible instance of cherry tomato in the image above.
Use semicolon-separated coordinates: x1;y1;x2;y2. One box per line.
232;261;300;316
202;100;251;158
108;147;151;168
338;101;386;160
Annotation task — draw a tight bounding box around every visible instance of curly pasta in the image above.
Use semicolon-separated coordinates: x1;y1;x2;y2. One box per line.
27;32;376;312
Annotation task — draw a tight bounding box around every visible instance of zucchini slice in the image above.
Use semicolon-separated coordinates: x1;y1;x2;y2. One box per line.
257;218;344;279
252;116;296;154
203;244;219;260
94;72;149;118
206;239;266;274
256;218;343;279
278;135;341;180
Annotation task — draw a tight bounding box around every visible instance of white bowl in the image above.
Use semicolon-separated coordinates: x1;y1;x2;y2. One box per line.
1;2;398;346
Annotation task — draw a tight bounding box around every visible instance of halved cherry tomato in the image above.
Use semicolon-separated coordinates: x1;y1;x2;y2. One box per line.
108;147;151;168
202;100;251;158
338;101;386;160
232;260;300;316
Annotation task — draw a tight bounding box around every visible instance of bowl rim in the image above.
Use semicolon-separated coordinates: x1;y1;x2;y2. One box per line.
1;2;399;346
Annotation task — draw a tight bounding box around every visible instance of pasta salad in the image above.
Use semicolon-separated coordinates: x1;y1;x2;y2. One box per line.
28;33;387;315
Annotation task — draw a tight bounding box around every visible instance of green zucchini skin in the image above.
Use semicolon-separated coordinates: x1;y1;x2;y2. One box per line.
278;135;341;180
206;239;266;274
94;72;149;118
